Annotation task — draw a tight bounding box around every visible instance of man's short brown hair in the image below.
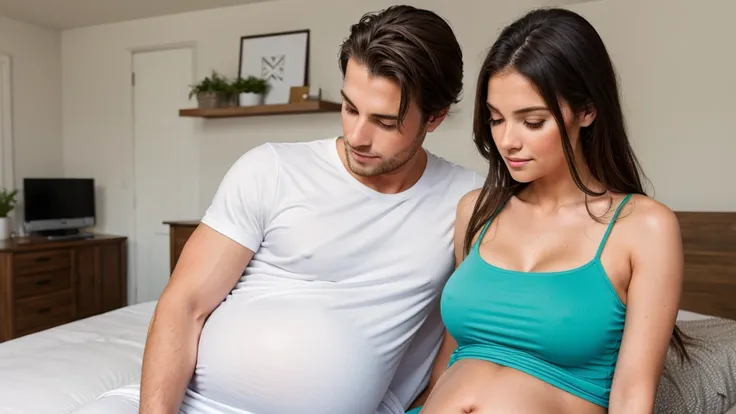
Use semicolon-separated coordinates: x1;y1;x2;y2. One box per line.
338;5;463;124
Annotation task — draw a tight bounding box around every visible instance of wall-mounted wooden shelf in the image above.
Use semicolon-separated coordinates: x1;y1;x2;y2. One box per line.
179;100;342;118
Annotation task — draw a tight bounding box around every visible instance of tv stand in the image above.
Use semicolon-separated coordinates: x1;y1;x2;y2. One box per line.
34;229;94;241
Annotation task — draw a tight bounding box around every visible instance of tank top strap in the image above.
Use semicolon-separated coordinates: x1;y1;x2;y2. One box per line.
472;197;510;251
473;220;493;251
595;193;633;258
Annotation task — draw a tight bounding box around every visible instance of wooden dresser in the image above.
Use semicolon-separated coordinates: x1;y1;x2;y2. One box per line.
0;234;127;343
164;220;199;273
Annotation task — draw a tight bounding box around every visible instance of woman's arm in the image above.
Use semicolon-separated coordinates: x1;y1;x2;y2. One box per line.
408;189;480;409
408;331;458;409
608;200;684;413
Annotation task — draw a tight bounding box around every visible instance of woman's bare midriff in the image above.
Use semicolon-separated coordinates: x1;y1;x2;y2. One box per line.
418;359;607;414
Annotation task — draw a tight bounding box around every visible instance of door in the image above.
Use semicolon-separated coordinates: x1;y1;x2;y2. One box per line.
133;47;199;303
0;53;13;191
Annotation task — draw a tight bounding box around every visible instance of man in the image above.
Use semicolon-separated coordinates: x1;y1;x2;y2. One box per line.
76;5;482;414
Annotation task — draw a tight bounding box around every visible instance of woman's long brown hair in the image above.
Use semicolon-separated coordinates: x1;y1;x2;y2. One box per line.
466;8;690;363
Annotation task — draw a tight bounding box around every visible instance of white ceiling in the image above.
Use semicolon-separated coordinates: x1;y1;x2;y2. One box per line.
0;0;276;30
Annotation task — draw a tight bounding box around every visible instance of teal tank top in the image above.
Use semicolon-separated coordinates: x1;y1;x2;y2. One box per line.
440;194;631;408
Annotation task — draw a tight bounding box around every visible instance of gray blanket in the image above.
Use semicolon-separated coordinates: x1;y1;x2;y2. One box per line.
655;317;736;414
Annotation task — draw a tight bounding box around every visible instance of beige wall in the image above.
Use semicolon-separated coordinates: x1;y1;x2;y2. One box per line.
61;0;552;238
60;0;736;241
568;0;735;211
0;14;63;225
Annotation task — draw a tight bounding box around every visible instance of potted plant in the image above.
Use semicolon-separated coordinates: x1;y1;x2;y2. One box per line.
0;188;18;240
188;71;233;109
232;76;268;106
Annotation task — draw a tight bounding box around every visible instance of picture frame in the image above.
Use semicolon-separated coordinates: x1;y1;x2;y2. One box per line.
238;29;310;105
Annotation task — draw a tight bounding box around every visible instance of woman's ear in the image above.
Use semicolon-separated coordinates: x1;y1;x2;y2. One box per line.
579;104;596;127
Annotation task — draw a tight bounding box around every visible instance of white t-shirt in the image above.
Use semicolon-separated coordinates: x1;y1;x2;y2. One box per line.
187;137;483;414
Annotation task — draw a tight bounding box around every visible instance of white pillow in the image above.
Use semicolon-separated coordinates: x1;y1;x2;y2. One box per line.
677;309;717;321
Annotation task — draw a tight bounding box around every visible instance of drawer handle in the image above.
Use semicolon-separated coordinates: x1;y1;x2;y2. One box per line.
34;257;50;263
38;307;51;314
35;279;51;286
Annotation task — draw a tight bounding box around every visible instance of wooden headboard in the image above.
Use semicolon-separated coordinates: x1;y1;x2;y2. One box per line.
676;211;736;320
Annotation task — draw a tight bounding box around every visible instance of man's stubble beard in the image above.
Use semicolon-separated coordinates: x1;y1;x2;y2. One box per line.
344;130;426;177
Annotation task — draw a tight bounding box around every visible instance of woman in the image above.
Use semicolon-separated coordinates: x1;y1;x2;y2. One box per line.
407;7;688;414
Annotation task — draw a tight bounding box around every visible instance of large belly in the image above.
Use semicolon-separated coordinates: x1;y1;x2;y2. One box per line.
420;360;605;414
188;295;391;414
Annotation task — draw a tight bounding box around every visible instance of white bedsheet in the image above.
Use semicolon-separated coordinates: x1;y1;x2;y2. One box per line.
0;304;730;414
0;301;155;414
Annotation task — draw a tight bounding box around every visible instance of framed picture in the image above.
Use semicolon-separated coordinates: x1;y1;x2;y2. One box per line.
238;29;310;105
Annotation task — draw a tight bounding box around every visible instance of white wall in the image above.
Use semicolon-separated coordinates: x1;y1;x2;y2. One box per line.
62;0;736;223
61;0;736;300
60;0;551;234
0;14;63;227
568;0;735;211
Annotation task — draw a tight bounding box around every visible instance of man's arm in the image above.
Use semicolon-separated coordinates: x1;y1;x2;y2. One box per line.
138;143;280;413
139;224;254;413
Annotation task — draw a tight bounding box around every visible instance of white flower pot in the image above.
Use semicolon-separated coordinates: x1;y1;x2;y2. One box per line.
0;217;10;240
239;92;263;107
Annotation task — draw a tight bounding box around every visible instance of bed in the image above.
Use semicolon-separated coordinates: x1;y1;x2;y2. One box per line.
654;212;736;414
0;211;733;414
0;300;155;413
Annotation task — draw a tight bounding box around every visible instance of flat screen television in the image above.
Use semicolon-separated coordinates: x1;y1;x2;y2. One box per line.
23;178;96;239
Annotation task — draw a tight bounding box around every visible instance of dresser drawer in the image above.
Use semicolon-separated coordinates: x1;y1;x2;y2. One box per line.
0;236;128;343
14;250;71;276
14;268;72;299
14;290;74;333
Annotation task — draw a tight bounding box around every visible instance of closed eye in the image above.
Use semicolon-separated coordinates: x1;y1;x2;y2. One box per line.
488;118;545;130
343;106;397;130
524;120;545;130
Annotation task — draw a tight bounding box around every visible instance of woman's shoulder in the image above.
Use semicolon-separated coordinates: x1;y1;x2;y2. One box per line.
612;193;682;262
458;188;482;210
617;193;679;234
456;188;483;222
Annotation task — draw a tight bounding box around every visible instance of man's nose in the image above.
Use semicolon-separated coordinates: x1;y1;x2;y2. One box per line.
349;119;372;148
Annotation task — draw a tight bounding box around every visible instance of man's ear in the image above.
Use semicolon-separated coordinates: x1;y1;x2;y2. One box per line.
425;108;449;132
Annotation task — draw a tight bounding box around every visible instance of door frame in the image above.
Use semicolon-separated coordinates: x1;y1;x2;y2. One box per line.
129;42;197;304
0;53;14;191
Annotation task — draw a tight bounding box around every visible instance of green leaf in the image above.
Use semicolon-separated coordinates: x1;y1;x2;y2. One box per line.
0;188;18;217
